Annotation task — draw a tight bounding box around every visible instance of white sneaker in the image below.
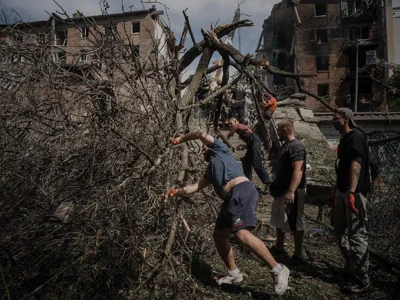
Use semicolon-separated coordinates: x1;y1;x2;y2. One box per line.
271;264;289;295
217;272;243;286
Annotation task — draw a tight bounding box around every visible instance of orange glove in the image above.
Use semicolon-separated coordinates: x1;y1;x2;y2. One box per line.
170;137;181;145
162;188;180;199
348;194;358;214
327;190;336;208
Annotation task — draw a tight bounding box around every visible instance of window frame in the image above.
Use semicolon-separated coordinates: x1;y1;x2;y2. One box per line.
315;3;327;17
317;84;330;98
131;22;140;34
315;29;329;44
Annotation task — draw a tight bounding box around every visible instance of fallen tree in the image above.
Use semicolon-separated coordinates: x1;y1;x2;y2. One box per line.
1;2;399;299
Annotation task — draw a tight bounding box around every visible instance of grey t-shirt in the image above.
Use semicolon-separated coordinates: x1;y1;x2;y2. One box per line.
205;139;244;197
271;139;307;191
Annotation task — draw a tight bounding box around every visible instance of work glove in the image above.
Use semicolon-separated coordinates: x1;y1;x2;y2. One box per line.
347;193;358;214
169;137;181;145
327;189;336;208
162;188;180;199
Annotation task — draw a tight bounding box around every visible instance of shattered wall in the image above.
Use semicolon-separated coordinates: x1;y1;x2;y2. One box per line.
259;0;394;112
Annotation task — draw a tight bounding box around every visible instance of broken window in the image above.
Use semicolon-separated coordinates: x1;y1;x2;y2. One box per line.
104;25;117;39
348;0;366;15
53;51;66;63
317;84;329;97
79;52;88;63
277;52;287;70
81;27;89;38
315;3;327;17
317;56;329;71
316;29;328;44
55;30;67;46
349;26;370;41
37;33;45;44
277;31;286;48
132;22;140;34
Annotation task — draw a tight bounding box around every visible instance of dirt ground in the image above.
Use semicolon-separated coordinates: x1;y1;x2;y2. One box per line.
192;129;400;300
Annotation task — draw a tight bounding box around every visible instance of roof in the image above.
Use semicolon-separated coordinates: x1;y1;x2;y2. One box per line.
0;9;163;28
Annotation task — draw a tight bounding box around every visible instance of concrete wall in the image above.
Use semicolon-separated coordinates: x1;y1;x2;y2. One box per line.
318;119;400;149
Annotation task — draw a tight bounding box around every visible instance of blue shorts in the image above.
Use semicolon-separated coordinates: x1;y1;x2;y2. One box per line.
215;181;259;232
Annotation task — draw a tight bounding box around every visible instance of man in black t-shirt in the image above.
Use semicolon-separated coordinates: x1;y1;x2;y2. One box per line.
269;120;307;261
330;107;371;293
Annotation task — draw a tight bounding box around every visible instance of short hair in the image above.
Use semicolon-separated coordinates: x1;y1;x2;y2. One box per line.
278;119;294;134
229;117;238;122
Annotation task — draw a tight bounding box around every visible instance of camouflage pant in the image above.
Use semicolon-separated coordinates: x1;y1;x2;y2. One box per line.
332;191;369;284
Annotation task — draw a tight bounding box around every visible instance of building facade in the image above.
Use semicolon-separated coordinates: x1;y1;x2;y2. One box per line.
0;8;173;68
394;6;400;64
256;0;395;112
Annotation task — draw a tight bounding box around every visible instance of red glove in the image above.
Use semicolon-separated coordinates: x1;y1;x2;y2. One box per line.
327;190;336;208
170;137;181;145
348;194;358;214
162;188;180;199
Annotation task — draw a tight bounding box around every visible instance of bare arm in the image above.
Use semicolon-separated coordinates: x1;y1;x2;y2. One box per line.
176;178;211;196
285;160;304;203
179;130;214;147
227;126;237;139
349;158;362;193
288;160;304;193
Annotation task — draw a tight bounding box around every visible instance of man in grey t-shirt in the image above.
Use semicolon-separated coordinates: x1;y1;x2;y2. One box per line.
165;130;289;295
269;120;307;262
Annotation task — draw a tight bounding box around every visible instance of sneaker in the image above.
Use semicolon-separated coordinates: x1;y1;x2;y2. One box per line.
271;264;290;295
217;272;243;286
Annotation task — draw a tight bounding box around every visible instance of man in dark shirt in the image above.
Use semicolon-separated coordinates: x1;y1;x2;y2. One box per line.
230;83;246;124
269;120;307;261
227;117;271;194
166;130;289;295
330;107;371;293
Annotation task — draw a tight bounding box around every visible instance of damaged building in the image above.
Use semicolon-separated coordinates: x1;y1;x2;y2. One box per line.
256;0;395;112
0;7;173;67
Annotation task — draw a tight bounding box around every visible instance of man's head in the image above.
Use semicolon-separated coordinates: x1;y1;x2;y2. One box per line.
202;144;211;162
228;117;239;127
277;119;295;142
332;107;357;132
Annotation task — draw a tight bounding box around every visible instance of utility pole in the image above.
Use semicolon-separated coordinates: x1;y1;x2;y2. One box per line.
355;39;359;112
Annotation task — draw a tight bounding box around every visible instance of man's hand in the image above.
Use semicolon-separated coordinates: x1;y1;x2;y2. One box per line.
162;188;180;199
262;100;268;108
285;190;295;204
170;137;181;145
327;189;336;208
348;194;358;214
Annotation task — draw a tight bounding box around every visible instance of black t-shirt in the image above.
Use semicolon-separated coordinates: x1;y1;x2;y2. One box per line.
231;88;246;101
336;130;371;195
271;139;307;191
